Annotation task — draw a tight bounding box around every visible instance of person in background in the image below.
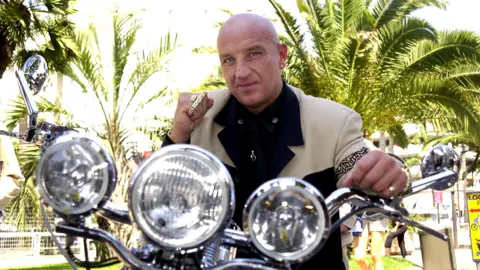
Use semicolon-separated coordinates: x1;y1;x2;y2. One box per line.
384;218;408;258
340;204;357;270
0;122;25;223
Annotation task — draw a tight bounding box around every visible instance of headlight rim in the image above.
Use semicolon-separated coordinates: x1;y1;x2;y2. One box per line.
35;131;117;218
242;177;330;263
127;144;236;253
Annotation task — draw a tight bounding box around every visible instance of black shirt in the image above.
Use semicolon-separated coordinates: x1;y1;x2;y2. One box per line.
230;86;285;225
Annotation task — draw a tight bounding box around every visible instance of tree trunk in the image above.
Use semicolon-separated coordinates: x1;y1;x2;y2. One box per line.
55;73;63;122
388;136;394;153
0;32;14;79
379;131;387;152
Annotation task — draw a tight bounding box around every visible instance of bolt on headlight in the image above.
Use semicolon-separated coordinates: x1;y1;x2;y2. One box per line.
128;144;235;253
36;132;117;217
243;177;330;263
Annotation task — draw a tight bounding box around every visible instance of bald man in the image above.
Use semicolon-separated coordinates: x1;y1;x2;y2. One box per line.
163;13;408;269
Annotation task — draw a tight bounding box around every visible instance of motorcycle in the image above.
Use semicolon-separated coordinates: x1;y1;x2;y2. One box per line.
0;55;462;270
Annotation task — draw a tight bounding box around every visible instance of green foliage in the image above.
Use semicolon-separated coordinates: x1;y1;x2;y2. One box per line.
270;0;480;138
0;0;79;78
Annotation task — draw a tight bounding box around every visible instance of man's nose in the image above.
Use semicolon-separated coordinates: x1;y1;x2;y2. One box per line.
235;61;252;80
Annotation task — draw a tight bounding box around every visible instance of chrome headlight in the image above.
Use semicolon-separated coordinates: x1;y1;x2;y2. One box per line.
36;132;116;216
243;178;329;263
128;144;235;252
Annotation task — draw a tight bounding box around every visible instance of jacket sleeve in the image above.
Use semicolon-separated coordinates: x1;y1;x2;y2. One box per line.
0;133;25;210
334;111;369;187
160;134;191;148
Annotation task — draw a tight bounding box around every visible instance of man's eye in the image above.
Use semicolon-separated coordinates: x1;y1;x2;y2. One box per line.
223;57;234;64
250;52;260;56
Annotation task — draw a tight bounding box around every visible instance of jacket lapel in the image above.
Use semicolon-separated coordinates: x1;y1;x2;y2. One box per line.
215;97;242;169
269;84;304;178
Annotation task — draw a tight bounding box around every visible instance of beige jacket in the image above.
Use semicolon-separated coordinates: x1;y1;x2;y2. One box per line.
190;85;368;184
0;123;25;210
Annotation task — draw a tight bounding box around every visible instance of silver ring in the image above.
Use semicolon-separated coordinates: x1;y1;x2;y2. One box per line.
388;186;396;192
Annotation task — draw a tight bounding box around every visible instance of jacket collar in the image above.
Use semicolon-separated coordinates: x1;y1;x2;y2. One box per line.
214;81;304;177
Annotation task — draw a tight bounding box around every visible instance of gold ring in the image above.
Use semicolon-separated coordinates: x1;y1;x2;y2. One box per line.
188;92;207;116
190;94;198;103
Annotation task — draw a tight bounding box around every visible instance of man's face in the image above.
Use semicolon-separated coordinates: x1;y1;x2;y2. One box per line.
217;23;287;113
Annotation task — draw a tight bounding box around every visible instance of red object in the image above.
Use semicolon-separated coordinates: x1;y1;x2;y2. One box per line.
470;209;480;213
434;191;443;204
143;151;153;159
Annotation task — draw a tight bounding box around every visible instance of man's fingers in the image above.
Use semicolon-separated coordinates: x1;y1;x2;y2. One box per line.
357;156;392;190
370;165;403;197
207;97;214;109
345;151;381;187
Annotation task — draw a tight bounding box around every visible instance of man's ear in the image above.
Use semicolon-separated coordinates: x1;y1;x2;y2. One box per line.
278;43;288;68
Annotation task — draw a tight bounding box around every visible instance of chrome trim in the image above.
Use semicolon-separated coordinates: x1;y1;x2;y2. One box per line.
402;170;458;198
242;177;330;263
209;258;285;270
98;201;132;224
127;144;235;254
326;188;369;217
16;69;39;142
222;228;251;248
36;132;117;217
56;224;159;270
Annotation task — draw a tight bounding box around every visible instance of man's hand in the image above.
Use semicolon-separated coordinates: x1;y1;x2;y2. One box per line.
343;150;407;199
340;224;350;235
169;92;214;143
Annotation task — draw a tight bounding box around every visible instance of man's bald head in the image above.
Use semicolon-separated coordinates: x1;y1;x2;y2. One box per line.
217;13;280;47
215;13;288;114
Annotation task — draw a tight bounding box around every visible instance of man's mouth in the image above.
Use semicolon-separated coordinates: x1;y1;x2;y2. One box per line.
237;82;258;87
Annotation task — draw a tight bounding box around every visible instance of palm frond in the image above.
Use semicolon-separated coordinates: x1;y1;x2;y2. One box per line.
119;31;179;122
333;0;366;37
399;30;480;73
387;124;409;148
192;46;217;54
112;12;141;111
376;17;436;72
370;0;446;29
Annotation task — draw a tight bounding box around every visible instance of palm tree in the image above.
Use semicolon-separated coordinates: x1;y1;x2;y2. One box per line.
2;96;77;230
0;0;79;79
2;10;179;256
269;0;480;148
63;10;179;248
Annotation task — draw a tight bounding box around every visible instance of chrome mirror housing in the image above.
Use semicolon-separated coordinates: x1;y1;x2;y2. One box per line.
420;145;461;191
22;54;48;95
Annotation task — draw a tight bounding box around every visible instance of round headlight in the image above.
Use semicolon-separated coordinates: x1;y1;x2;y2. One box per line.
36;132;116;216
243;178;329;263
128;144;235;252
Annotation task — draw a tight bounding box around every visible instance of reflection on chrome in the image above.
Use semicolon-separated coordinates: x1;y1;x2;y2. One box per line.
244;178;328;262
130;145;234;251
38;139;112;215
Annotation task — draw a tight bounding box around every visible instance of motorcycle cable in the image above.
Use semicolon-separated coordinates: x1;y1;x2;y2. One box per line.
65;241;120;268
41;202;121;269
40;202;79;270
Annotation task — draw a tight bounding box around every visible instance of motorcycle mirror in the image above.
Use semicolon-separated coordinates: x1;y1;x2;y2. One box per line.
420;145;461;191
21;55;48;95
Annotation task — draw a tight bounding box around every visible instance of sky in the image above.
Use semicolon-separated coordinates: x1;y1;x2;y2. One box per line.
1;0;479;149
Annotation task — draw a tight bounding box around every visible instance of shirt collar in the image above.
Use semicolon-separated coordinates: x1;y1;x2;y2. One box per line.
214;80;304;146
